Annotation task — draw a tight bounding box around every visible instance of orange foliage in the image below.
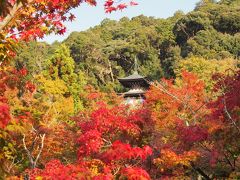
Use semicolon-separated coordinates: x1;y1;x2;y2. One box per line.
154;149;199;173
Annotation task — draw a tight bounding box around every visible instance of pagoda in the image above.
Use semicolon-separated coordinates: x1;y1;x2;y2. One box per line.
118;57;150;105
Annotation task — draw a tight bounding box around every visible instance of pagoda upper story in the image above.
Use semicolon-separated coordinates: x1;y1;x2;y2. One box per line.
118;71;150;98
118;56;150;100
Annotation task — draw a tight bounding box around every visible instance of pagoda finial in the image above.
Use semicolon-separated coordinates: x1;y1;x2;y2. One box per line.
134;56;138;74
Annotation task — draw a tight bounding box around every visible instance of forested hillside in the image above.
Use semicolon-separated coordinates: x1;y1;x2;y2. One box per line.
1;0;240;179
15;0;239;90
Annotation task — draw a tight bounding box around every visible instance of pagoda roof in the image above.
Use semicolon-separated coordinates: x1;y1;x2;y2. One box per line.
118;72;150;89
118;72;146;81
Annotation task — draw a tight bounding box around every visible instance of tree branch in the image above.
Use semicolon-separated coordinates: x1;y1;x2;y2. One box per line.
33;133;45;168
223;151;235;171
149;80;207;123
22;133;46;168
0;0;35;31
22;134;34;168
190;162;211;180
223;97;240;133
0;3;23;31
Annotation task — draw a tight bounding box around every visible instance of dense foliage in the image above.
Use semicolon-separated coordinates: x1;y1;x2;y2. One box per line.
14;0;239;91
0;0;137;62
0;0;240;179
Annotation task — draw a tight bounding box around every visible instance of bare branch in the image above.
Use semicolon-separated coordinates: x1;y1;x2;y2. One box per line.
33;133;45;168
190;162;211;180
30;135;38;152
22;134;34;168
6;156;24;173
102;138;112;148
223;97;240;133
0;3;23;31
22;133;46;168
0;0;35;31
223;151;235;171
113;167;121;176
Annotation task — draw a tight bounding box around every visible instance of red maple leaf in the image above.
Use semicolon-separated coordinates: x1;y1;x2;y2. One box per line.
105;6;117;13
104;0;114;7
130;1;138;6
117;3;127;10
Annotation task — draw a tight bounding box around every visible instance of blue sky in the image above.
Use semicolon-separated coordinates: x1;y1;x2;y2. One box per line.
41;0;200;44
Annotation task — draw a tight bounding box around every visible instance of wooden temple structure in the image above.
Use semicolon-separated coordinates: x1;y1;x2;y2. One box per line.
118;57;150;105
